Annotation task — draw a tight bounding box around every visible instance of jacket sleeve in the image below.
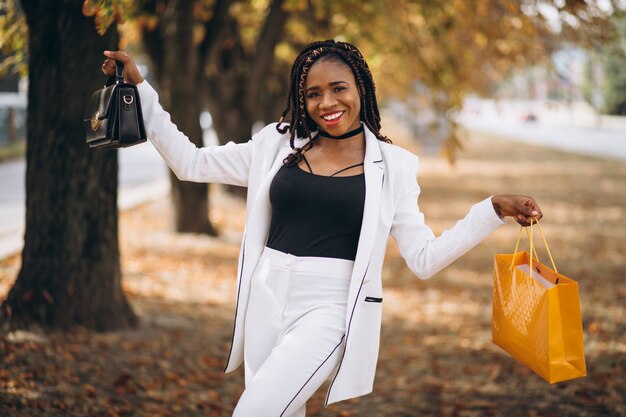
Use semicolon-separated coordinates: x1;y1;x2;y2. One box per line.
137;81;255;186
390;155;506;279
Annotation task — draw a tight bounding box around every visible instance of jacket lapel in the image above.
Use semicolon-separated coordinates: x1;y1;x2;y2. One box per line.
349;127;384;290
243;137;310;271
225;136;300;373
245;146;290;264
332;125;385;394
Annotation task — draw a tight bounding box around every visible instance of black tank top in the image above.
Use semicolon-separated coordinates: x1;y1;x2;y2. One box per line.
266;162;366;261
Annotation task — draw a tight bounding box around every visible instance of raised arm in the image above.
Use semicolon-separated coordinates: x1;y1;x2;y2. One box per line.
390;156;542;280
102;50;255;186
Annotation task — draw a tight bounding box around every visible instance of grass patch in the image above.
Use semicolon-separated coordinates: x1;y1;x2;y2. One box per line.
0;140;25;161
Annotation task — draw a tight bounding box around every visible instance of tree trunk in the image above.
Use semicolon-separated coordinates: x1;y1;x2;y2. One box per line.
0;0;137;330
141;0;217;235
162;0;216;235
208;97;254;197
7;108;17;144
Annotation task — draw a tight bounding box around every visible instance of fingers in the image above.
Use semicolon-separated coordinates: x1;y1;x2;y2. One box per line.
101;50;129;75
101;58;116;76
530;200;543;221
518;198;543;226
100;50;144;84
493;194;544;226
516;216;534;227
523;198;543;222
103;50;130;63
519;201;540;218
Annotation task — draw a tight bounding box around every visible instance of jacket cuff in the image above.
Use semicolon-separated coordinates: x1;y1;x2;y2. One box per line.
478;196;507;226
137;80;158;102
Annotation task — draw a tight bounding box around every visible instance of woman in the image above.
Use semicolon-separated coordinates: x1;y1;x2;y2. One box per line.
102;40;542;417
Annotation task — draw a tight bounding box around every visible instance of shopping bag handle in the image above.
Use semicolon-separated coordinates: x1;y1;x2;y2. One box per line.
511;224;537;266
510;219;559;283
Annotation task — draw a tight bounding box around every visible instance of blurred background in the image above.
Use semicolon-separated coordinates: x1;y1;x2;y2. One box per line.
0;0;625;416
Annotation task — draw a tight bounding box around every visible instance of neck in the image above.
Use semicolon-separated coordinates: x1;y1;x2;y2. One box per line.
319;125;364;140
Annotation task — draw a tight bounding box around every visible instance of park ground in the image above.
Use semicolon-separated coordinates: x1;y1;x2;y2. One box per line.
0;123;625;416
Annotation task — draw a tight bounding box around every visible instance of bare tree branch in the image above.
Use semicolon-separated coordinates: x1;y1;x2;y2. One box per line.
198;0;235;70
246;0;289;111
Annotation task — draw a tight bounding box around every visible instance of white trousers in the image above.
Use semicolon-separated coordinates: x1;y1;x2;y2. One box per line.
232;247;353;417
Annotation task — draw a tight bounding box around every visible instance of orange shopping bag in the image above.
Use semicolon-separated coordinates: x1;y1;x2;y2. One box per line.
492;219;586;383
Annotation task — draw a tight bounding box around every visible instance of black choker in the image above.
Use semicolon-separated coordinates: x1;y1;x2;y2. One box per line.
319;125;364;140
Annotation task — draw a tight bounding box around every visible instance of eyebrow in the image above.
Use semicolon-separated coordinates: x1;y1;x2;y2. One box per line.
305;81;349;93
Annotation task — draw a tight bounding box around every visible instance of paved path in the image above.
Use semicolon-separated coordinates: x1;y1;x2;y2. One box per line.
0;143;168;259
459;109;626;162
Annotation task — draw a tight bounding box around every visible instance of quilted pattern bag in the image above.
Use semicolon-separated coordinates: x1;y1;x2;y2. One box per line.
492;220;586;383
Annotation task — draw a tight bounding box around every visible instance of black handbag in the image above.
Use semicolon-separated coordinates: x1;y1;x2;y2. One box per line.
84;61;147;149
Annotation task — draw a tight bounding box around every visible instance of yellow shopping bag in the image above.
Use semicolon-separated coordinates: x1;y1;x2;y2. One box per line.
492;219;586;383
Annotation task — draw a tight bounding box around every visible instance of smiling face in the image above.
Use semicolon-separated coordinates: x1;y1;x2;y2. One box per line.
304;57;362;136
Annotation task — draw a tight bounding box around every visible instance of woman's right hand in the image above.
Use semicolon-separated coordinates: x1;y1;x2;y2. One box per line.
101;50;144;84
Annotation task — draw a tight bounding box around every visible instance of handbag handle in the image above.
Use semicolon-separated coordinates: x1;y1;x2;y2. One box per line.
510;219;559;283
105;60;125;86
115;60;124;82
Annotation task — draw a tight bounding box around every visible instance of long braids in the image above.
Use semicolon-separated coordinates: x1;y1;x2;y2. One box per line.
276;40;391;166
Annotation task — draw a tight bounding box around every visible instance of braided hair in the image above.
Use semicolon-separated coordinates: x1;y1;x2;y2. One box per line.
276;40;391;166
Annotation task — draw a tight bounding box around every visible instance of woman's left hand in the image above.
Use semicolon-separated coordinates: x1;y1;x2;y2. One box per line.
102;50;144;84
491;194;543;227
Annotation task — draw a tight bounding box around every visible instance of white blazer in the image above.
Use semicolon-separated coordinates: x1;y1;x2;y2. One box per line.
137;81;506;405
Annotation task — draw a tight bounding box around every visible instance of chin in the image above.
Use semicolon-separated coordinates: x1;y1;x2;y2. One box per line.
317;120;357;134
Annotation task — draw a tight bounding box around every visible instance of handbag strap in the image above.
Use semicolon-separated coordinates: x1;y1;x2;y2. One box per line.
105;61;125;86
115;60;124;82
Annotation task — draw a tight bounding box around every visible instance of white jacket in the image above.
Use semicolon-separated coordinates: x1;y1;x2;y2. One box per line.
137;81;506;405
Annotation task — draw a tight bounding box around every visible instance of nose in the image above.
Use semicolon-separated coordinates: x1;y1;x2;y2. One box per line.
319;93;337;110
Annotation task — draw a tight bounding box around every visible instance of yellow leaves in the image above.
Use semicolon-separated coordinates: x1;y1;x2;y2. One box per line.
81;0;99;17
274;41;295;63
230;0;270;51
440;130;464;166
0;0;27;76
82;383;97;398
475;32;489;48
331;13;348;27
407;13;426;29
193;1;215;22
134;15;159;32
495;39;515;56
81;0;131;36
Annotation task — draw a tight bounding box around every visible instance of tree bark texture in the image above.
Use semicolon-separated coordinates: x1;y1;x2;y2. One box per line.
0;0;137;330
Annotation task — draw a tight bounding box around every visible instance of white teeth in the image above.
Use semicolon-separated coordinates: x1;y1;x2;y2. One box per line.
322;111;343;121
